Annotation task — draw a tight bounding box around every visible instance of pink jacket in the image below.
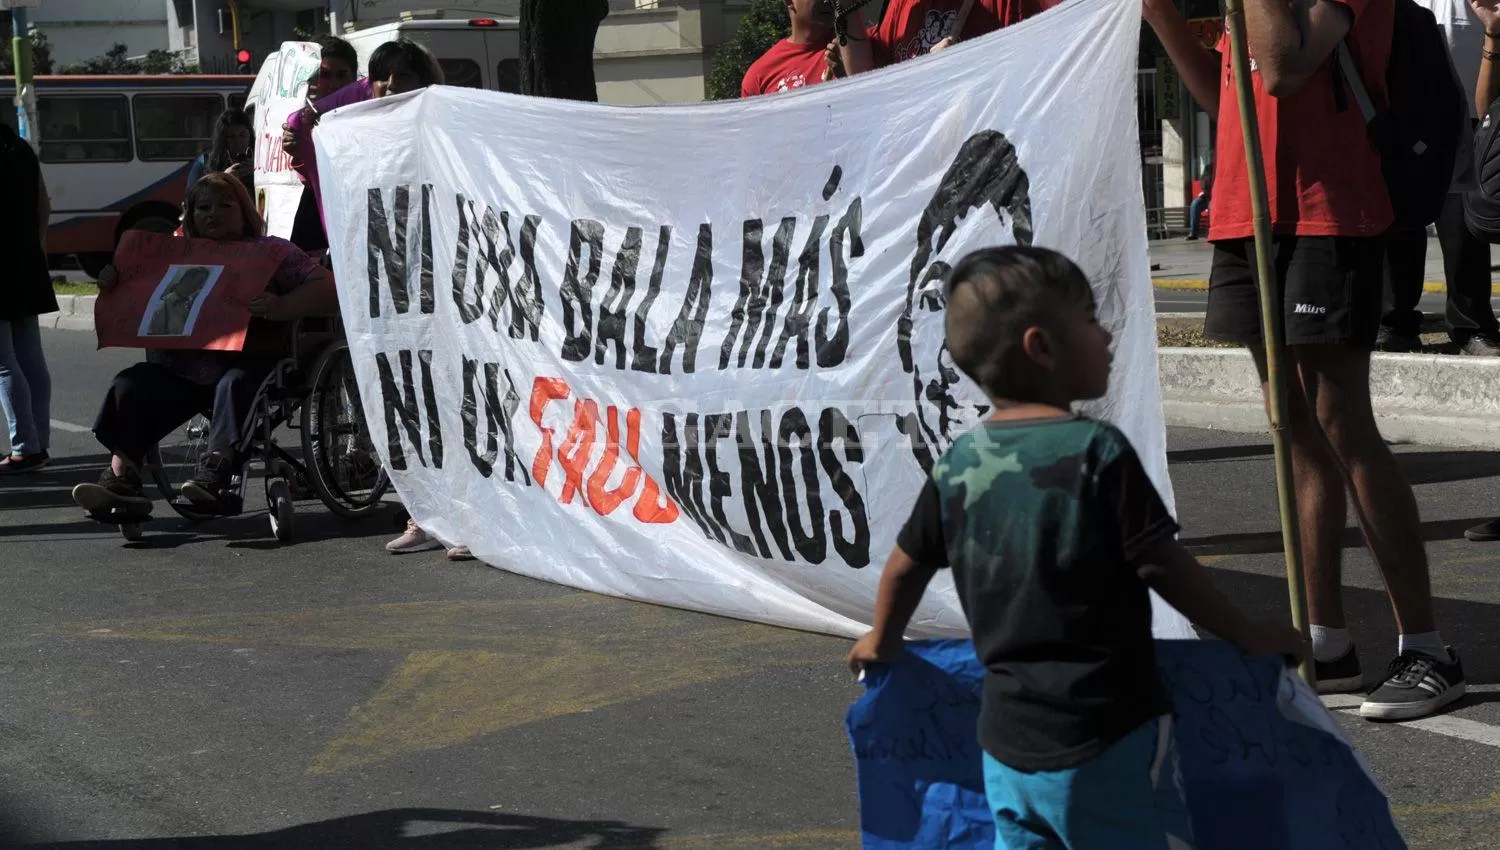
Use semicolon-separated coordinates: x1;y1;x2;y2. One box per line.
284;78;374;223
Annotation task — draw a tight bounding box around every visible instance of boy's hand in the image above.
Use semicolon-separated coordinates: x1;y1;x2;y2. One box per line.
847;631;903;675
1240;621;1306;666
929;36;956;54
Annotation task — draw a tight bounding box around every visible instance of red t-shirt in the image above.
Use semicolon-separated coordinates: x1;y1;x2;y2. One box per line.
871;0;1049;67
742;38;830;97
1210;0;1395;240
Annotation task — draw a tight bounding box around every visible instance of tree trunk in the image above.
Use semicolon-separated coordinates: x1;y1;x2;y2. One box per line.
519;0;610;101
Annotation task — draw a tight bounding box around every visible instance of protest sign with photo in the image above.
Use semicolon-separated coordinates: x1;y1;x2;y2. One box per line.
247;40;321;238
96;231;292;351
314;0;1190;639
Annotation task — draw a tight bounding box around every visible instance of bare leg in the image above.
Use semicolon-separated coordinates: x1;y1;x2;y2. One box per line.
1252;347;1349;628
1294;345;1435;635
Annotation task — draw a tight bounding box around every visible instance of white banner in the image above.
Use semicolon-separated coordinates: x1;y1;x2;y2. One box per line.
248;41;321;239
316;0;1194;639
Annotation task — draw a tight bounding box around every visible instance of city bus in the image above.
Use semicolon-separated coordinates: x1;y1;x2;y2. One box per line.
0;74;253;277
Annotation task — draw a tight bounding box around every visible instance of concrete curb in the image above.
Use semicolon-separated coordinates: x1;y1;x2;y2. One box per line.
1151;278;1472;293
41;295;96;332
1160;347;1500;450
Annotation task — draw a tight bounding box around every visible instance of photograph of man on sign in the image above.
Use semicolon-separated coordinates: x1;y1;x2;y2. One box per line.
139;265;225;338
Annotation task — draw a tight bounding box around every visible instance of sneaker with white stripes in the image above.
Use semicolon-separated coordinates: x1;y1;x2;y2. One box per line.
1358;648;1466;721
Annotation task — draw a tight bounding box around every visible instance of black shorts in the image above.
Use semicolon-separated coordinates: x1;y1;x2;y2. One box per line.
1206;235;1384;349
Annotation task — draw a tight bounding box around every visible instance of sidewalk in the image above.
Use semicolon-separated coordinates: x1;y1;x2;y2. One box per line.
1150;236;1500;291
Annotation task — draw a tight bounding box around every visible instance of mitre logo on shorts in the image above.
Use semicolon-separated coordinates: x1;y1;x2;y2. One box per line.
1294;303;1328;315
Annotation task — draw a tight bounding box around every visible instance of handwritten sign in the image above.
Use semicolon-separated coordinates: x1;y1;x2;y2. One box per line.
846;640;1407;850
96;231;291;351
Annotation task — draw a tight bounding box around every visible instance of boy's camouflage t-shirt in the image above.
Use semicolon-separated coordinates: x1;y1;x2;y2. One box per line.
897;416;1177;771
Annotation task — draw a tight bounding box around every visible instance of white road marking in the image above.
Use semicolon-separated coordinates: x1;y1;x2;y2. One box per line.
49;419;91;433
1320;686;1500;749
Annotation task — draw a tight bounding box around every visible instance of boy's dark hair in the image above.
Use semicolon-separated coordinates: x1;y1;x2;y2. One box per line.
315;35;359;75
369;39;446;88
944;246;1092;399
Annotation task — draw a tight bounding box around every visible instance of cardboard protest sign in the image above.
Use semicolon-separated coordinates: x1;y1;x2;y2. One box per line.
96;231;291;351
247;40;321;238
846;640;1407;850
314;0;1196;639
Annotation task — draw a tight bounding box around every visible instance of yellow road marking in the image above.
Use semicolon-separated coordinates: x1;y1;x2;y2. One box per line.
70;595;843;774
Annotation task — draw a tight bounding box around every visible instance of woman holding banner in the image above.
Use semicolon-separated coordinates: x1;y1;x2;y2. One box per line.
72;173;339;517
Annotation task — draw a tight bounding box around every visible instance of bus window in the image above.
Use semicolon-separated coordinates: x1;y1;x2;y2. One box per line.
38;95;131;163
134;94;224;161
439;58;483;89
496;59;520;94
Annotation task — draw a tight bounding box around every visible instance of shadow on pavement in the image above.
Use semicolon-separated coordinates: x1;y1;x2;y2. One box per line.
5;808;665;849
1182;516;1491;556
2;453;394;547
1204;567;1500;687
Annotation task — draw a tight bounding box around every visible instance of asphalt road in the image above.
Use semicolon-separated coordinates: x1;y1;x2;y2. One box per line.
5;330;1500;848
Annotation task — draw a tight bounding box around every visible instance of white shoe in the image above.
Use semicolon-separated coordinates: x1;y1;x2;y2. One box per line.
386;519;443;554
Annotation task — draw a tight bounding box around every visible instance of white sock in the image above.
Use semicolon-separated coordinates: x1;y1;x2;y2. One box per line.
1310;625;1353;663
1398;631;1450;662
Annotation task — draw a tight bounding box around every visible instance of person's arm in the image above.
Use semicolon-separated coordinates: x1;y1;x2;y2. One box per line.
1242;0;1353;97
837;9;878;76
1473;0;1500;115
847;479;947;672
1137;537;1305;659
1143;0;1223;113
847;546;941;672
249;266;339;320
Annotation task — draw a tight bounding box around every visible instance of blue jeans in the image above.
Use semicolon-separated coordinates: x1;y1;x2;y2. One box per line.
0;316;51;457
1188;194;1210;239
983;716;1195;850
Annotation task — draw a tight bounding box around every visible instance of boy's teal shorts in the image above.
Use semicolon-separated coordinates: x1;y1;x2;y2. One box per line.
982;716;1196;850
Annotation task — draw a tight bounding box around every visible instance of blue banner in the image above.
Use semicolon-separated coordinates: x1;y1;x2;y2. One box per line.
846;639;1406;850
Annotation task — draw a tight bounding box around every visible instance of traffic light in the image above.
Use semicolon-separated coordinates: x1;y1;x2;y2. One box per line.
236;48;252;73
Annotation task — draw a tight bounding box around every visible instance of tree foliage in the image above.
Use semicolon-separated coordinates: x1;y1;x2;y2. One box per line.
520;0;609;101
705;0;790;101
59;43;193;75
0;18;56;75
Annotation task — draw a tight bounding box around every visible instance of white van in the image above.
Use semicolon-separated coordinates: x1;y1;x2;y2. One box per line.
342;14;522;94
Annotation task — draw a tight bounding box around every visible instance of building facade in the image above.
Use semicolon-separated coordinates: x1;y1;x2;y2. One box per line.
28;0;169;67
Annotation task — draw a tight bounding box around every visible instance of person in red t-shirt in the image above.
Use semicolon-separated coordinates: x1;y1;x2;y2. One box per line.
1146;0;1466;722
838;0;1053;74
742;0;839;97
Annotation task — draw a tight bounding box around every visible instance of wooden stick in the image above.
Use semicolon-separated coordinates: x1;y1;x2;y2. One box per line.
1222;0;1315;686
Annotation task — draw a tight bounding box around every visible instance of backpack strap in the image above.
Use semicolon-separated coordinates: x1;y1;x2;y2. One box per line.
1336;41;1378;125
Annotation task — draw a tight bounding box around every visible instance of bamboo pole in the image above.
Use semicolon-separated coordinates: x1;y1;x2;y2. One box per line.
1220;0;1316;686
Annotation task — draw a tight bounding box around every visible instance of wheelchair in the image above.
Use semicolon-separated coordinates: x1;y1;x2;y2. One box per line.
118;318;391;542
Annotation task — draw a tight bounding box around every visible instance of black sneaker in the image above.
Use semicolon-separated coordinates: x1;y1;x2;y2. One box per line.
0;452;50;474
180;454;236;507
1376;328;1423;353
72;467;152;513
1359;649;1467;721
1465;517;1500;542
1314;647;1364;694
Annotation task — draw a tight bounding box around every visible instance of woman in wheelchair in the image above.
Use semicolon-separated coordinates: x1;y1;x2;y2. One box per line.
72;172;340;517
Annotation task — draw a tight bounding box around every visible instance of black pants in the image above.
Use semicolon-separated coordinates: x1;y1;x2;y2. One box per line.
1381;192;1497;340
92;362;269;465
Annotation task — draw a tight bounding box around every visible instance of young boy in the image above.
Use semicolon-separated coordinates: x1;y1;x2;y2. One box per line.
848;245;1304;848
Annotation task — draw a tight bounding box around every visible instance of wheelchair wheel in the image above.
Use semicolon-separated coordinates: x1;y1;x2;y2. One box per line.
120;522;144;542
147;414;216;522
302;340;389;519
267;478;295;542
